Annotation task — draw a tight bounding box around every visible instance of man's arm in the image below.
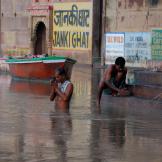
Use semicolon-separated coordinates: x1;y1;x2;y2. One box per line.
55;83;73;101
50;87;56;101
50;82;58;101
122;68;127;84
104;66;120;93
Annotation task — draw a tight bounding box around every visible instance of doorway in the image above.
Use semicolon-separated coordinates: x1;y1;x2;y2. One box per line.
34;22;47;55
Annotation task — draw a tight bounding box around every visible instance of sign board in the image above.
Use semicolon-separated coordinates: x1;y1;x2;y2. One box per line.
125;32;151;62
53;2;93;50
105;33;124;63
151;29;162;60
27;5;52;15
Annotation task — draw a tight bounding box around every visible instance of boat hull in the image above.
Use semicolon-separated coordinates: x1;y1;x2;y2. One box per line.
7;57;75;80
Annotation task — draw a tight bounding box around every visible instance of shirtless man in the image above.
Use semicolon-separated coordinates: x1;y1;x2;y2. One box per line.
50;67;73;112
97;57;130;106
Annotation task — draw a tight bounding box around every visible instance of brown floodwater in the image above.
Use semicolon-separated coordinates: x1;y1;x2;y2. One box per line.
1;65;162;162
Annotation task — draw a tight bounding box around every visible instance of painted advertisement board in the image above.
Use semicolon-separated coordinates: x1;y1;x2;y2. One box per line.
53;2;92;50
125;32;151;62
105;33;125;63
105;32;151;65
152;29;162;60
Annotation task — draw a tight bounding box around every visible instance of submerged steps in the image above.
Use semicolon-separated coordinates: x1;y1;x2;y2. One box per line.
102;95;162;109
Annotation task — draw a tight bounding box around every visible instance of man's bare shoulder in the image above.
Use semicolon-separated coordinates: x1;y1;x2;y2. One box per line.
65;82;73;91
103;64;114;80
68;82;73;88
105;64;114;71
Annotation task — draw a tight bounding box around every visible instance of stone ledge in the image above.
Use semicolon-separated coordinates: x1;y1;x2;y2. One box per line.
129;84;162;101
134;70;162;86
102;95;162;109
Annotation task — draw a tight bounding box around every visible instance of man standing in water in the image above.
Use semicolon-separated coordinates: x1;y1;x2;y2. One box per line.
50;67;73;112
97;57;130;107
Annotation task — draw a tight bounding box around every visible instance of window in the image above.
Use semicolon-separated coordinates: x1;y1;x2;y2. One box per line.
148;0;159;6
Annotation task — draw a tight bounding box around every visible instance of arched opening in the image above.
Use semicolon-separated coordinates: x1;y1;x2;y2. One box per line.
34;22;47;55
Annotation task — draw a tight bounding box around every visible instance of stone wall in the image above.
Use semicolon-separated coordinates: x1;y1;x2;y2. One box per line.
105;0;162;32
1;0;31;57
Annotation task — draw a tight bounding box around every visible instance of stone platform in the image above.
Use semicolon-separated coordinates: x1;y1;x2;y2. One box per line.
134;70;162;86
129;70;162;102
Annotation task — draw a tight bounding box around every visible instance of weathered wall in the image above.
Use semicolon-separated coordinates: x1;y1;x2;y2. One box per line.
105;0;162;32
104;0;162;69
1;0;31;56
105;0;117;32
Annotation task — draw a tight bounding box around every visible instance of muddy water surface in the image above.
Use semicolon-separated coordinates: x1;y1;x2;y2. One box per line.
1;65;162;162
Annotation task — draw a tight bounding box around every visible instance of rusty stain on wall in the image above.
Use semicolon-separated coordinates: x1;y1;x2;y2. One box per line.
118;0;127;8
118;1;122;8
128;0;144;8
121;16;125;22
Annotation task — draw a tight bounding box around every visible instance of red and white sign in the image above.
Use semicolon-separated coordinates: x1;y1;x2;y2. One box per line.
32;0;52;3
27;5;53;15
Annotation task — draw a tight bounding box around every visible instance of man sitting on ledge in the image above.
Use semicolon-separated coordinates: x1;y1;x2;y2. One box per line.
97;57;131;107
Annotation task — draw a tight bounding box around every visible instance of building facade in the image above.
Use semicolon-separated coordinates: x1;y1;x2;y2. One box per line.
0;0;102;65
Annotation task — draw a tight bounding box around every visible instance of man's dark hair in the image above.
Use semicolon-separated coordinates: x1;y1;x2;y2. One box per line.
115;57;125;68
56;67;66;76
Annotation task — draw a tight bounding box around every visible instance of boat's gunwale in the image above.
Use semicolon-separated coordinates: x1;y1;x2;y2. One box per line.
5;56;76;64
7;59;66;64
